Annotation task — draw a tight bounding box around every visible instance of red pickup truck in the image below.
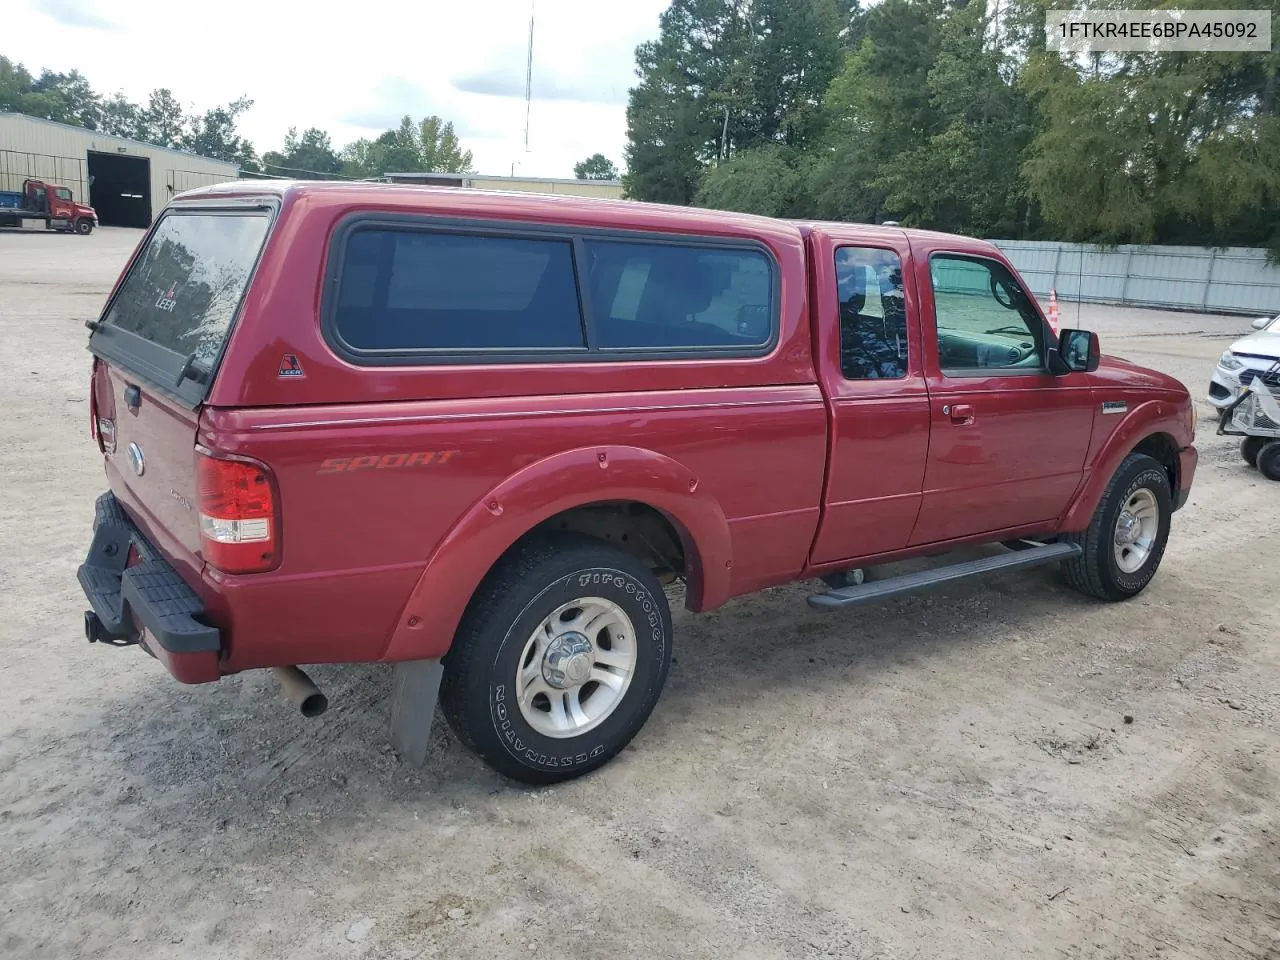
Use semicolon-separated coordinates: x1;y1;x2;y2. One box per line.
78;182;1197;783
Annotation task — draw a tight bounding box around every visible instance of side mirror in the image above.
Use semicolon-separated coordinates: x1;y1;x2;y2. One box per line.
1253;315;1275;331
1050;328;1100;375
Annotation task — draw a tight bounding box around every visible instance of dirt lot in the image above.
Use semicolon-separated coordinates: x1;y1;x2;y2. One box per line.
1;226;1277;960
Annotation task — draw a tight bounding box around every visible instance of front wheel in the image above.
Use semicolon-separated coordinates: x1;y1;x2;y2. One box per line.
440;533;673;784
1257;441;1280;481
74;218;93;235
1061;453;1172;601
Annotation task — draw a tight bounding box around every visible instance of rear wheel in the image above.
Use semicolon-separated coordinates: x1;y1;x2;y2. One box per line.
74;218;93;235
1061;453;1172;601
1241;436;1267;467
1257;441;1280;482
440;532;673;784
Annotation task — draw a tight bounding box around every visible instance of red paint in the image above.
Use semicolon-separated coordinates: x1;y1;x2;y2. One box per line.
84;182;1197;684
0;179;96;228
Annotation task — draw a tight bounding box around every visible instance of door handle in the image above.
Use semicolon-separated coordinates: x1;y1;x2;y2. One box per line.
946;403;975;424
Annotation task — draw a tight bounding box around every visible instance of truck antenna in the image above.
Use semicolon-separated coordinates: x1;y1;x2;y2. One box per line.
524;0;536;153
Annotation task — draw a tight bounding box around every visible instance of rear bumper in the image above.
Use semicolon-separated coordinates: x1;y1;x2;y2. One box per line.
1174;445;1198;512
77;492;222;683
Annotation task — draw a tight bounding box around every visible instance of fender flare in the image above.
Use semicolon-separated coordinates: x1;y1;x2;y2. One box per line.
380;445;733;662
1060;398;1188;531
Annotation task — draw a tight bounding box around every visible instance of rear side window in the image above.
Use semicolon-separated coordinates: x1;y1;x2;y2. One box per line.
102;211;271;368
835;246;908;380
583;241;774;349
332;229;586;352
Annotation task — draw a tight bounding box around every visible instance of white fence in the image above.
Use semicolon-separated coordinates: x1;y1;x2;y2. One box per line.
989;240;1280;317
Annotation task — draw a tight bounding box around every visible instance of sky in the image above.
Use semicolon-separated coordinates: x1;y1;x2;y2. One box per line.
11;0;671;178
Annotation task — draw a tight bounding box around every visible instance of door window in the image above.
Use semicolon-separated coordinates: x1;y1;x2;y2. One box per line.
55;188;73;201
930;255;1045;374
835;246;908;380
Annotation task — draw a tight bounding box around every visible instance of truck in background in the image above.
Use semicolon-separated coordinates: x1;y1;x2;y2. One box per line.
0;179;97;234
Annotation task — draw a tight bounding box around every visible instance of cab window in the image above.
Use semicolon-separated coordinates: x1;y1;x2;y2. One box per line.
930;255;1045;374
835;246;908;380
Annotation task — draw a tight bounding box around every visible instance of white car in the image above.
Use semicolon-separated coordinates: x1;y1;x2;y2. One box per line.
1208;313;1280;413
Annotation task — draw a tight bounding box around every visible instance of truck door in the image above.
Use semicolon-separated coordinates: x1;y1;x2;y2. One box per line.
907;248;1094;545
809;232;931;564
51;186;75;222
26;181;48;216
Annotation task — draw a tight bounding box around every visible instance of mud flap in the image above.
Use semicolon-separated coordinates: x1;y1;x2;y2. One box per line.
389;658;444;768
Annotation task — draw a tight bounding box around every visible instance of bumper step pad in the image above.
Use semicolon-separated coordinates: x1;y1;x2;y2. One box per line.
77;493;220;653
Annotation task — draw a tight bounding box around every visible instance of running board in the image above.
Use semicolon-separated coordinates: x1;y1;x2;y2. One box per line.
807;541;1083;610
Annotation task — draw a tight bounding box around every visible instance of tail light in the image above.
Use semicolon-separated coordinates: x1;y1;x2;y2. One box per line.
197;451;280;573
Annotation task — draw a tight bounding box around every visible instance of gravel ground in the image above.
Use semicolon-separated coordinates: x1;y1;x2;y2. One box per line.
1;226;1277;960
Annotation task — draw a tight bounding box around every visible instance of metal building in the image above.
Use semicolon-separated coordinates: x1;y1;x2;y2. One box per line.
0;112;239;228
382;171;626;200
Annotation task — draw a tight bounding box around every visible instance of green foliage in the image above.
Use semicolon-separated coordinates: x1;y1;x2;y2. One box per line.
573;153;620;180
181;96;257;167
628;0;1280;257
1020;0;1280;254
623;0;845;203
136;89;186;148
339;115;475;179
262;127;343;179
1;57;257;166
696;145;811;216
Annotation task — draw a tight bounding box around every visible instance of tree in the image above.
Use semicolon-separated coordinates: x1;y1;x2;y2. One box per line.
873;0;1034;235
808;0;945;223
1017;0;1280;254
696;145;810;215
624;0;756;203
137;89;187;148
262;127;343;178
339;115;474;178
32;69;102;128
0;57;103;128
624;0;846;203
182;96;258;168
574;154;620;180
99;93;141;138
417;115;473;173
747;0;845;147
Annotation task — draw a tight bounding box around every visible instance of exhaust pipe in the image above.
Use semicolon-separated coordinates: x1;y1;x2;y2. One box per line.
271;666;328;718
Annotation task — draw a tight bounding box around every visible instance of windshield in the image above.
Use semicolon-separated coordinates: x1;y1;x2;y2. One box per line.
102;210;271;369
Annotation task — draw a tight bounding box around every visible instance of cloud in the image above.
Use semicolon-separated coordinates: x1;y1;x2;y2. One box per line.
32;0;116;30
341;76;498;138
453;67;629;107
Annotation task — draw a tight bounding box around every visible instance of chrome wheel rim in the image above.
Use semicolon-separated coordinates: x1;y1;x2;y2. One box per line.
516;597;638;739
1113;488;1159;574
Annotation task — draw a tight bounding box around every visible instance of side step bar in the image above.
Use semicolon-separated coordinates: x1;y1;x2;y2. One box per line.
807;541;1083;610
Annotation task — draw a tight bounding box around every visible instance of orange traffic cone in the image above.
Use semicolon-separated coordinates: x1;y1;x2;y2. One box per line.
1048;288;1060;333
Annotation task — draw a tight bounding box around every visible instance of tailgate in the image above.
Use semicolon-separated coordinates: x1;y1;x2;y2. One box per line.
94;362;204;563
88;206;274;568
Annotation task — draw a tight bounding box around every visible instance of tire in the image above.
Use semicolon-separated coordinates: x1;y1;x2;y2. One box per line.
440;532;673;784
1241;436;1267;467
820;567;866;589
1257;441;1280;481
1061;453;1172;602
74;218;93;235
